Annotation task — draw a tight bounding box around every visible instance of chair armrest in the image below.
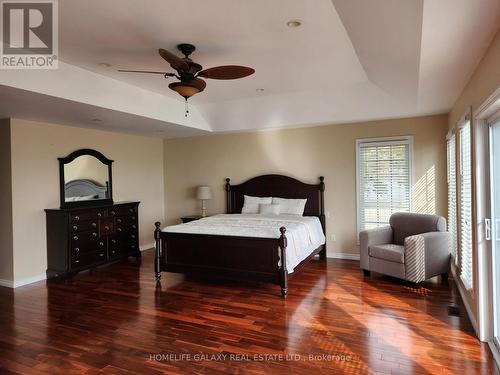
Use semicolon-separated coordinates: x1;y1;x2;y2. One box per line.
421;232;451;278
404;232;451;282
359;226;393;270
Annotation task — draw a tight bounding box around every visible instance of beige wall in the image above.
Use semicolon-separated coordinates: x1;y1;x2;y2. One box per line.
450;29;500;128
0;119;14;282
9;119;165;282
164;114;448;257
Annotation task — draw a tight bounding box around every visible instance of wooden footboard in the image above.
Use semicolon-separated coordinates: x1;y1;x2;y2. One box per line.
154;222;290;297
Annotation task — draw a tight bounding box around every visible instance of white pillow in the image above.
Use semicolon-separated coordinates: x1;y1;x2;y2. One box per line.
272;197;307;215
259;203;281;215
241;195;272;214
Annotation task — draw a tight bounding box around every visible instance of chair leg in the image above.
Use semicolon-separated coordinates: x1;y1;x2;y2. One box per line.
362;269;370;276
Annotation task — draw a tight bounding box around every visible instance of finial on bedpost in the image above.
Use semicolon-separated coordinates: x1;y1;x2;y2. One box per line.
225;178;231;191
279;226;288;298
154;222;162;281
319;176;325;192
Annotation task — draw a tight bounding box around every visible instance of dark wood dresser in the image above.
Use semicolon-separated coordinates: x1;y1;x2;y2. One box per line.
45;201;140;278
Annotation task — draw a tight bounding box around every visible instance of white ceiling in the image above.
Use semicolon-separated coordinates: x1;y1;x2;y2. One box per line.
0;0;499;137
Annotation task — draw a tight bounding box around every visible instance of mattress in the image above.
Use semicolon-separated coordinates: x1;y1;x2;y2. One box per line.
163;214;326;273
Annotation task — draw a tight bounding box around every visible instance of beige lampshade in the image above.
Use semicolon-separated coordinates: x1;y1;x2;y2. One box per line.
196;185;212;200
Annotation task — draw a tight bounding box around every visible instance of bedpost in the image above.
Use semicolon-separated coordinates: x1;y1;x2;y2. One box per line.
319;176;327;260
279;227;288;298
225;178;231;214
154;222;162;281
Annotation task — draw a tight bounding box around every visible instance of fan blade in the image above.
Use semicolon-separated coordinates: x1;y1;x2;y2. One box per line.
198;65;255;80
118;70;168;74
159;48;189;71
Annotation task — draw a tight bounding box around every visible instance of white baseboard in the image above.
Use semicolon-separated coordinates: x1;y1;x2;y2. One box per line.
488;341;500;369
0;273;46;289
328;253;360;261
451;265;480;337
0;279;14;288
140;242;155;251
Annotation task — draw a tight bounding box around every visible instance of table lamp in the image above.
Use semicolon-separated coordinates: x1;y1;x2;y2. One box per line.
196;185;212;217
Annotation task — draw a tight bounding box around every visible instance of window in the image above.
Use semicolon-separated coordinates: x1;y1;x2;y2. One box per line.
447;132;458;264
357;137;412;233
459;119;473;290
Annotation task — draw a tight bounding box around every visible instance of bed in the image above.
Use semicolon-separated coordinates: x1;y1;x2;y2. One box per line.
154;174;326;297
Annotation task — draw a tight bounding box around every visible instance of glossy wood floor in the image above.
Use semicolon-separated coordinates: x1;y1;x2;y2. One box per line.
0;250;498;375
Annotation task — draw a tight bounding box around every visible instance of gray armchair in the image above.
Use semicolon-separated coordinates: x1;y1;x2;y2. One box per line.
360;212;450;283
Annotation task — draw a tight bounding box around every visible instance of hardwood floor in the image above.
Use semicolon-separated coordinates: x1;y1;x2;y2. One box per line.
0;250;498;375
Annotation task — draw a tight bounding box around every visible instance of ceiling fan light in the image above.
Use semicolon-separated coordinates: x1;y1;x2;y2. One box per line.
168;82;201;99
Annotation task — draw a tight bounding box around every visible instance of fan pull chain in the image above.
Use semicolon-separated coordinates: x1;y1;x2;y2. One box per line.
185;98;189;117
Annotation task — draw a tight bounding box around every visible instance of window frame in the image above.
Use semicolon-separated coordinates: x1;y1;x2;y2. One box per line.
457;112;474;291
356;136;414;237
447;130;458;265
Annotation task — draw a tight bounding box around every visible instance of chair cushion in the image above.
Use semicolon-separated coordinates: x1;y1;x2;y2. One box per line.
369;244;405;264
390;212;447;245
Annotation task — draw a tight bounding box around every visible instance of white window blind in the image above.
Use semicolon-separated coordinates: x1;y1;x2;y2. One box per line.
459;121;473;290
357;138;412;232
447;133;458;264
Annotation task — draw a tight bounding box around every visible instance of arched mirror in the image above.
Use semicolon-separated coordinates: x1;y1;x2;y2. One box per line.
59;149;113;208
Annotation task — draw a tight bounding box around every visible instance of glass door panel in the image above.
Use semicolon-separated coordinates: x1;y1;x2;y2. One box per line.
490;118;500;347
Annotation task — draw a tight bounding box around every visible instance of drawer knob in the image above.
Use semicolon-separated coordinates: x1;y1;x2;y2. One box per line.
74;215;80;221
74;260;80;264
117;228;122;232
74;247;80;253
131;234;136;239
99;242;104;247
99;253;104;257
105;226;110;231
97;213;102;217
92;222;97;227
111;239;116;244
132;225;136;229
111;250;116;255
111;211;116;216
73;236;78;241
117;219;122;223
92;232;98;237
73;225;78;231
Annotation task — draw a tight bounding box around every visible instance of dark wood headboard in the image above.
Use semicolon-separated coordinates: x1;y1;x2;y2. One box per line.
225;175;325;232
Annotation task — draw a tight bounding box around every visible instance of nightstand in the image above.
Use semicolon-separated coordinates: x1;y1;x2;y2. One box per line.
181;215;205;223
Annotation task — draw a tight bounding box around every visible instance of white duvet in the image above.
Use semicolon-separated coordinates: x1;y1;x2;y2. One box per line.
163;214;326;273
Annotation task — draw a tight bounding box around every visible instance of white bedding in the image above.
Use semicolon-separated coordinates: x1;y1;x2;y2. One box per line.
163;214;326;273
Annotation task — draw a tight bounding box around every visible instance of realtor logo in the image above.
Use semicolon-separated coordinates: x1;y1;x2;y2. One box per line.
1;0;58;69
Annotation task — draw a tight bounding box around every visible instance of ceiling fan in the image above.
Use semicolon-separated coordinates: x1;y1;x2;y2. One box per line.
119;43;255;116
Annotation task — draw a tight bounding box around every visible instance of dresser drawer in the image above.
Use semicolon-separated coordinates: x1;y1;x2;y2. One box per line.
71;230;99;245
70;210;106;223
71;221;98;233
109;235;138;256
108;243;137;258
115;215;137;226
71;250;107;269
71;239;106;255
110;205;137;217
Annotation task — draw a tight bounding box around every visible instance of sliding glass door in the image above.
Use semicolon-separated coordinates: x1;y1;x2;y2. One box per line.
490;116;500;348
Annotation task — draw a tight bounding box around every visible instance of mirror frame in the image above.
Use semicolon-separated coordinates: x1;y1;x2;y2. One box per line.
58;148;114;209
